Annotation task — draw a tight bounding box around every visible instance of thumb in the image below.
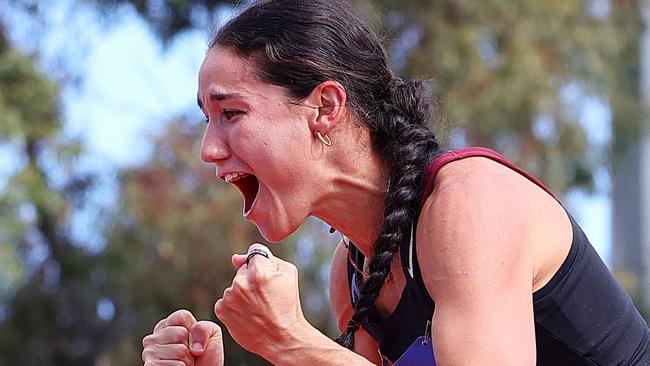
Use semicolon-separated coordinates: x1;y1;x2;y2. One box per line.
196;322;224;366
197;329;224;366
232;253;247;268
189;321;223;360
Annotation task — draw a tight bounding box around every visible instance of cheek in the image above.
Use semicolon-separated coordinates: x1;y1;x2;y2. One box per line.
233;112;316;190
244;119;312;167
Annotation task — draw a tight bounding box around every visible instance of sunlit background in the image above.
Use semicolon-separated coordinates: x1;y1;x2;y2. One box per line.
0;0;648;365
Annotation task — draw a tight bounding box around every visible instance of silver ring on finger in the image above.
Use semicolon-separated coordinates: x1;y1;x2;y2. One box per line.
246;248;269;266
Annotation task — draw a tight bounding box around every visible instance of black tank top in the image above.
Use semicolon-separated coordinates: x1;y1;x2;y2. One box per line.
347;147;650;365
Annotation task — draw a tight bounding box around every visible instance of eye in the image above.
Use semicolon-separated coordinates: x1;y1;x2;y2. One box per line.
223;110;243;120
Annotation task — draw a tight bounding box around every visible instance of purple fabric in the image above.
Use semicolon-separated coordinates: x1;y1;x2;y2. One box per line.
392;336;436;366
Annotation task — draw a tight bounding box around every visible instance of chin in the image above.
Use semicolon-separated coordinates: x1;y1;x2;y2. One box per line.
251;217;302;243
256;223;294;243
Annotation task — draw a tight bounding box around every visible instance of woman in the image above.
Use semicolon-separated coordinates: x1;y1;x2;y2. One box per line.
141;0;650;365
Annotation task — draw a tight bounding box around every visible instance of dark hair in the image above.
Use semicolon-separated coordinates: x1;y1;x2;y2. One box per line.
211;0;440;349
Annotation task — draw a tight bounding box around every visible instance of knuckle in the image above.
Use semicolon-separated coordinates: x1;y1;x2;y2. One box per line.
214;323;223;336
249;269;269;287
176;309;192;317
173;309;193;321
171;344;193;364
235;272;250;285
168;326;189;343
231;277;249;293
141;348;152;362
222;286;232;298
214;299;224;318
220;287;234;305
142;334;154;348
153;318;166;332
165;309;195;329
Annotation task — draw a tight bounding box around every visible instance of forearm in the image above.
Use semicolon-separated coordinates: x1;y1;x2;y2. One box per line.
267;323;376;366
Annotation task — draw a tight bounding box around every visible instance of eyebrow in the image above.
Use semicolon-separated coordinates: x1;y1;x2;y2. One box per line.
197;92;247;110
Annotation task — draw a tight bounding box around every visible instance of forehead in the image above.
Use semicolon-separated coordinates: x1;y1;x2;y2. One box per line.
199;46;250;88
198;46;282;103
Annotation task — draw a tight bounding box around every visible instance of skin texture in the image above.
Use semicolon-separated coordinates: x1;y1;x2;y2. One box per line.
143;47;574;365
197;46;319;242
141;309;223;366
198;46;390;248
417;157;571;365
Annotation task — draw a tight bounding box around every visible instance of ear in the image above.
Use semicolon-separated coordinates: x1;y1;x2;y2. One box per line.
304;80;347;138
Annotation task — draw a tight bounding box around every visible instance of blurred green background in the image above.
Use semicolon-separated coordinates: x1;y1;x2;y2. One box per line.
0;0;648;365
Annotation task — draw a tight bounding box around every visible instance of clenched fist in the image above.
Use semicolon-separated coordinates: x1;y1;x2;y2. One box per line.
142;309;224;366
215;244;310;361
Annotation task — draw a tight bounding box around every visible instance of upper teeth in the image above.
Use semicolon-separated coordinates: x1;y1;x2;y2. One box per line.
224;172;248;183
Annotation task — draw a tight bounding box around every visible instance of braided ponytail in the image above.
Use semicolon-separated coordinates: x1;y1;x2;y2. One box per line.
335;79;439;349
210;0;440;352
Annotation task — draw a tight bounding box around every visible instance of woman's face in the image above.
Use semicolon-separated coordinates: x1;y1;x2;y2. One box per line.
198;46;320;242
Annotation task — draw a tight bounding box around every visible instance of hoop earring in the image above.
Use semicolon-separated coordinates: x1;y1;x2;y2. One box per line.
317;131;332;146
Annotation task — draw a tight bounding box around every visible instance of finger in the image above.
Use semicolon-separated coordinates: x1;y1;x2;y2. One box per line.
154;310;197;333
245;243;276;271
142;344;194;365
143;326;189;348
214;298;225;321
188;321;221;355
193;322;224;366
232;253;247;268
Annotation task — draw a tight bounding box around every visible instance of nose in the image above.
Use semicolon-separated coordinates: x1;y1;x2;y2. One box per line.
200;121;230;164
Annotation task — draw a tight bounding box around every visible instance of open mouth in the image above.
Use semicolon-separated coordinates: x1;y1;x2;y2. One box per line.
225;173;260;214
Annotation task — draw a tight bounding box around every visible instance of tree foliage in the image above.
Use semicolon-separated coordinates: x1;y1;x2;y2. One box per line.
368;0;642;192
91;0;238;42
0;29;111;365
0;0;645;365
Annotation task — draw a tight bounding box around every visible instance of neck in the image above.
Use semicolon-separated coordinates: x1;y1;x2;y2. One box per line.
312;127;388;258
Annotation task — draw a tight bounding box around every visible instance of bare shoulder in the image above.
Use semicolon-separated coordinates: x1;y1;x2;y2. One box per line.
416;157;543;364
418;157;544;295
428;155;535;202
422;156;536;228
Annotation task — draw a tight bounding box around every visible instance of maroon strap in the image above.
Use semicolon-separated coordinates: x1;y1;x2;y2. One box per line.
423;147;557;205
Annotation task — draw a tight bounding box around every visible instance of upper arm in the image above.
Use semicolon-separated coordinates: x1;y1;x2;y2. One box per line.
418;159;537;365
330;242;381;364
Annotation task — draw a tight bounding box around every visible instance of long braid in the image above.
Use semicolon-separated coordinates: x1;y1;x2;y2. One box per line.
336;79;440;349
